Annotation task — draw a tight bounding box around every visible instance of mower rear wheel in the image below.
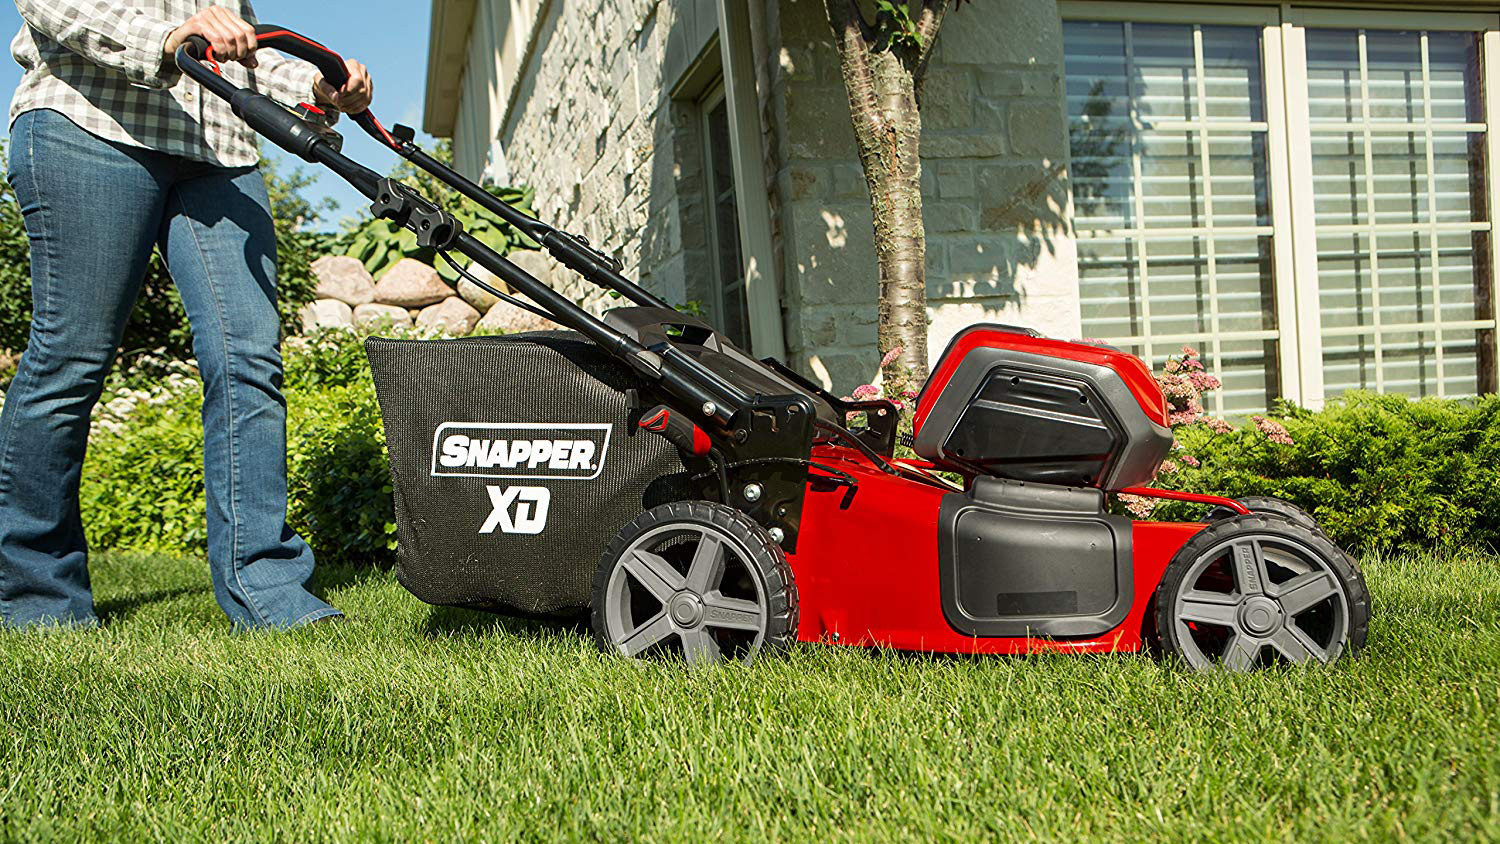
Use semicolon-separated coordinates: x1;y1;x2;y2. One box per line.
591;501;797;665
1155;513;1369;671
1207;495;1321;532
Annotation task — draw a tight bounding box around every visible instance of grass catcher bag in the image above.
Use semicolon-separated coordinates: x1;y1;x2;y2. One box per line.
365;331;691;617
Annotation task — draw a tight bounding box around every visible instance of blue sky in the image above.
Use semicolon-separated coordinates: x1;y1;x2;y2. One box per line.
0;1;442;228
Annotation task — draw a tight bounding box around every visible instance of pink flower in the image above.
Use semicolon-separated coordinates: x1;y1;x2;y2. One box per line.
1119;493;1158;520
879;346;904;369
851;384;880;400
1251;415;1295;446
1203;417;1234;434
1181;345;1199;357
1164;358;1182;374
1180;454;1201;468
1157;459;1179;475
1187;371;1221;391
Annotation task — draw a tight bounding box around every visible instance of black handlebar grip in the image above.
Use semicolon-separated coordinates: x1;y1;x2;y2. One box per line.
252;24;348;91
181;34;210;59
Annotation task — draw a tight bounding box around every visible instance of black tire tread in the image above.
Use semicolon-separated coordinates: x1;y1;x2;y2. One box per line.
1208;496;1323;534
590;500;799;659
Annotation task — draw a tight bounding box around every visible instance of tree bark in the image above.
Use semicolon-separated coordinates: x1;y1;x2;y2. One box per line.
823;0;950;395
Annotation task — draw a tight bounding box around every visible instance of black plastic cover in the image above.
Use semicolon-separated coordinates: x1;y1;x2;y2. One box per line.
937;477;1134;638
916;344;1173;490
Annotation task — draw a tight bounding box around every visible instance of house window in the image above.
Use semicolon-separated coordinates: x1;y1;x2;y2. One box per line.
1306;28;1492;397
1065;19;1279;415
699;84;752;348
1063;5;1500;411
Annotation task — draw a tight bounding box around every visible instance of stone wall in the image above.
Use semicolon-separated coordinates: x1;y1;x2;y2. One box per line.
491;0;724;317
766;0;1081;391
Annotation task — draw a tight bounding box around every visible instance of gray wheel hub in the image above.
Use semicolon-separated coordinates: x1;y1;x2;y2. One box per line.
1237;596;1283;636
669;593;706;628
602;521;769;665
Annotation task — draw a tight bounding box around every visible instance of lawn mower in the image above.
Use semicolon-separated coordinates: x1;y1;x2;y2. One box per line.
178;29;1369;671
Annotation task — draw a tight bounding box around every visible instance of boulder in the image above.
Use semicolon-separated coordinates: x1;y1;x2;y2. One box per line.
475;299;554;335
353;302;413;329
456;261;509;313
372;258;452;307
506;248;554;286
310;255;375;306
299;298;353;332
415;296;482;334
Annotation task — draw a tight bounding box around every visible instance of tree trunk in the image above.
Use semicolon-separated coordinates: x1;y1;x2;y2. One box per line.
823;0;950;395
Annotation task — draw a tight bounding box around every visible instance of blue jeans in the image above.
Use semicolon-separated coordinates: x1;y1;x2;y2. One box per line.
0;109;341;629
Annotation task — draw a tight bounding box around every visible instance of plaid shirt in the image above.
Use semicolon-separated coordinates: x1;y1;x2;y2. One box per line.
9;0;325;167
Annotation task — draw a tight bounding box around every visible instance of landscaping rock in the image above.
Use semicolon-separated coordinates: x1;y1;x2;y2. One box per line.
416;296;481;334
475;299;554;334
310;255;375;306
353;302;412;329
373;258;452;307
506;248;554;285
299;298;353;332
456;261;507;313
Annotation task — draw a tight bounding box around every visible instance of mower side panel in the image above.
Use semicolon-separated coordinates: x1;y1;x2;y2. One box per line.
787;446;1204;654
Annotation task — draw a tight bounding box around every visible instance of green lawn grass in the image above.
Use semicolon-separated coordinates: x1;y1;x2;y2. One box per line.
2;550;1497;843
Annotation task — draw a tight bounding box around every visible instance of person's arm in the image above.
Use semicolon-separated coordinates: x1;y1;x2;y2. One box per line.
13;0;179;88
236;3;374;115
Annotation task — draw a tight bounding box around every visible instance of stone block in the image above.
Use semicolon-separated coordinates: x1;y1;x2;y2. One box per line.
933;0;1062;66
373;258;452;307
784;201;875;307
1008;100;1066;158
922;131;1005;159
476;299;556;334
788;164;826;201
831;163;868;200
921;68;973;130
505;249;556;287
977;163;1061;230
935;161;976;199
786;86;856;160
310;255;375;306
923;202;977;234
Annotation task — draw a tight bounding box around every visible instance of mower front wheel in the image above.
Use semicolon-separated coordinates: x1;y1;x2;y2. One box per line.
1155;513;1370;671
591;501;798;665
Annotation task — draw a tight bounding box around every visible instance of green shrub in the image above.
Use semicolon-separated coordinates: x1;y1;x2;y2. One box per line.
1145;391;1500;554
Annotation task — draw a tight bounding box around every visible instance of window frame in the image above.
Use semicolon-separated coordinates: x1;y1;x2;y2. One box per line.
696;81;752;348
1061;1;1500;407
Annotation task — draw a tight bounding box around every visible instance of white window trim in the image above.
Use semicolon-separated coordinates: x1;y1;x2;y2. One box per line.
1061;1;1500;408
714;0;786;359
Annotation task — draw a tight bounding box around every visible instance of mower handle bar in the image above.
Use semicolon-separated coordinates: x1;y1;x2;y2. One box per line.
173;27;753;425
184;25;677;316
